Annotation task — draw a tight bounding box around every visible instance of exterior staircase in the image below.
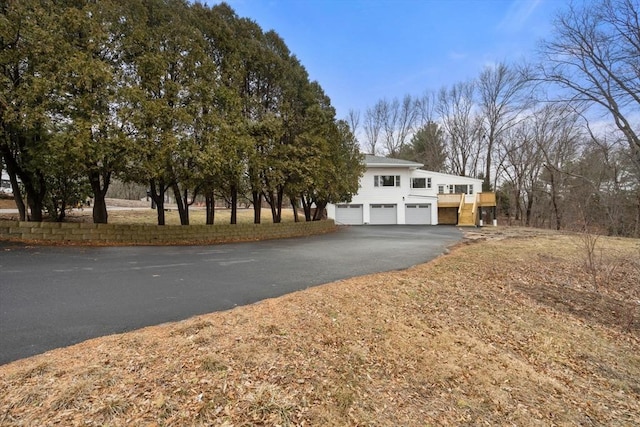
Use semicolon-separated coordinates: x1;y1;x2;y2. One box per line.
437;192;495;226
457;203;476;226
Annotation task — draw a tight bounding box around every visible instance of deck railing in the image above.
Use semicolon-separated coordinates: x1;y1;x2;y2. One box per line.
458;193;465;214
437;192;496;208
437;194;462;205
478;192;496;206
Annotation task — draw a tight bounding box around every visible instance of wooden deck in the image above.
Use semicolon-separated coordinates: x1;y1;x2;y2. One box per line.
477;192;496;206
437;193;496;226
437;192;496;208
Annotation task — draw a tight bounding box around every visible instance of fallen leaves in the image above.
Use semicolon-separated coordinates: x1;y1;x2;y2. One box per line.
0;229;639;426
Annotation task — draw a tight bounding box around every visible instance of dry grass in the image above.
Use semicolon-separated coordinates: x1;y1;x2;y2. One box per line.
0;197;295;225
69;208;295;225
0;197;16;209
1;228;639;426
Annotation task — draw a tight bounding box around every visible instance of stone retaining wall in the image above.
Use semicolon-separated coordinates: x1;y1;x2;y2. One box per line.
0;219;336;245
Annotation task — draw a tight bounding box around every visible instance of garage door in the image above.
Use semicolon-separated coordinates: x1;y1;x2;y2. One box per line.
335;204;363;225
405;204;432;225
370;204;397;224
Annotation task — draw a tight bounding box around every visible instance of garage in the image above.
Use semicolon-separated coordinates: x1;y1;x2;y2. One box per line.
370;204;397;224
405;204;432;225
335;204;363;225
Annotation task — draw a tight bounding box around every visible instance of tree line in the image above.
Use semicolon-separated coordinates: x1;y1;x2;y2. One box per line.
0;0;364;225
349;0;640;237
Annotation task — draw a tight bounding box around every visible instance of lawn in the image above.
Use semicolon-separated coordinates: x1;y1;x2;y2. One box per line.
0;228;639;426
0;197;295;225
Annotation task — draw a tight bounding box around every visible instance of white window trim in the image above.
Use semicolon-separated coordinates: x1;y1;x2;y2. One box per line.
374;175;401;187
410;177;432;189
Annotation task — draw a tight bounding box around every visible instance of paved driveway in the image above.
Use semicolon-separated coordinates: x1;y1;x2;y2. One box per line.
0;225;462;365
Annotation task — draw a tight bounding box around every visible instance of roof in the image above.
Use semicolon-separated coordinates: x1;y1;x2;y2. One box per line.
412;168;483;184
364;154;423;168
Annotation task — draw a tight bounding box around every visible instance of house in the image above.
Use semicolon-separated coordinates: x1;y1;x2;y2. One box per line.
1;170;13;195
326;155;497;226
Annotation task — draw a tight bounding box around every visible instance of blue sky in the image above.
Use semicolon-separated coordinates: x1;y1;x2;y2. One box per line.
209;0;565;120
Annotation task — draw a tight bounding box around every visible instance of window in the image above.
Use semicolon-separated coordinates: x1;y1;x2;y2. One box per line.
411;177;431;189
438;185;445;194
454;184;474;194
374;175;400;187
411;178;426;188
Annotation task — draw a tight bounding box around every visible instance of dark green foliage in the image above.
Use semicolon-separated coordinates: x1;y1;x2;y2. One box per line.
396;121;446;172
0;0;362;224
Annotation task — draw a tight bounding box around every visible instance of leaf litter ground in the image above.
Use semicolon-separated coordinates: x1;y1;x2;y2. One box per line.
1;227;639;426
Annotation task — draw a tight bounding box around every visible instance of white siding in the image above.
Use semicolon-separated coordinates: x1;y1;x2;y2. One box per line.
326;160;482;226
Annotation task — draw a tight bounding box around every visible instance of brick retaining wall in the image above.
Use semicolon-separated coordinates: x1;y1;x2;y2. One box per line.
0;219;336;245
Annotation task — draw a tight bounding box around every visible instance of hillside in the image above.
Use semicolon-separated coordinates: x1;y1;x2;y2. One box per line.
1;228;639;426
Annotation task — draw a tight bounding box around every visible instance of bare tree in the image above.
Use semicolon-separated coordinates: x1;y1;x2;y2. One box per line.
416;90;437;128
437;80;482;177
380;95;420;157
477;62;531;191
363;101;384;155
498;120;543;225
540;0;640;235
533;104;582;230
346;108;360;144
574;136;637;235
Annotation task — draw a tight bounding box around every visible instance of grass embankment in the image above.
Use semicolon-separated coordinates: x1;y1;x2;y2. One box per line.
1;228;639;425
0;198;295;225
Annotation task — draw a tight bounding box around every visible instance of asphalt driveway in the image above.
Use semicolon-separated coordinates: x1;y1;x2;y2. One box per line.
0;225;462;365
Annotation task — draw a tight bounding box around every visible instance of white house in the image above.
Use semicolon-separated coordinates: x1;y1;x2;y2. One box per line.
1;170;13;195
326;155;495;226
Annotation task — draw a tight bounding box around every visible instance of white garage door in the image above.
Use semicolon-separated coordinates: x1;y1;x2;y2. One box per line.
370;204;397;225
405;204;432;225
335;204;363;225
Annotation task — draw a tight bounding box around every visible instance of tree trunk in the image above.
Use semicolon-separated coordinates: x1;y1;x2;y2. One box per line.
88;170;110;224
265;190;278;223
172;183;189;225
290;197;299;222
1;144;27;220
275;186;284;224
484;138;493;192
546;167;562;231
13;193;26;221
24;172;46;222
252;190;261;224
156;198;165;225
7;169;26;221
1;134;48;221
525;192;533;227
230;184;237;225
205;191;215;225
26;194;43;222
57;200;67;222
635;189;640;238
13;166;47;222
150;179;166;226
300;194;312;221
313;201;327;221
